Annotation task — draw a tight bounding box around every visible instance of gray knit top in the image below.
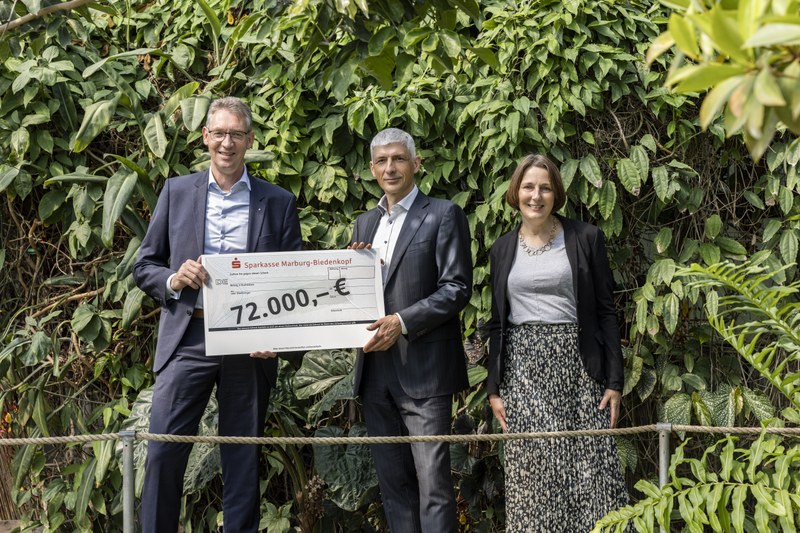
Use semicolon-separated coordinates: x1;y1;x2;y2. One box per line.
507;230;578;325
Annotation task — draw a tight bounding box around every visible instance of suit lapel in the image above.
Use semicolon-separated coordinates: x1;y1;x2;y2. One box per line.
193;171;209;255
495;227;518;325
247;176;266;252
496;227;518;287
362;209;382;242
559;215;579;295
384;192;429;285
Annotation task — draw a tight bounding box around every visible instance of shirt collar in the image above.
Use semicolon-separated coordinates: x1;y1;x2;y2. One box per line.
378;185;419;215
208;167;252;193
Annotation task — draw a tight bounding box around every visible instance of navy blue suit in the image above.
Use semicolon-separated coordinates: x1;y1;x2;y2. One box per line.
133;170;302;532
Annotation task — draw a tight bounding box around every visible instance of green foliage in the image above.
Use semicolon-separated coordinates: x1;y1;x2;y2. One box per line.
593;433;800;532
0;0;798;530
596;254;800;530
648;0;800;159
679;255;800;417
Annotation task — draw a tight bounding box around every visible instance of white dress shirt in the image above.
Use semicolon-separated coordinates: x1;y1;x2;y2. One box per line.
372;186;419;333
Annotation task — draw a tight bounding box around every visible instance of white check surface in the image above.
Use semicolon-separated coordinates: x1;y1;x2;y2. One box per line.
201;249;384;355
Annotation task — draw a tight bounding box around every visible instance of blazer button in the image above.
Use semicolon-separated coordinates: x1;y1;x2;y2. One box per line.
186;309;192;316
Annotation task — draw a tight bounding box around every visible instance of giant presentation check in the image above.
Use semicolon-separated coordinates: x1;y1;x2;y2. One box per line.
201;250;384;355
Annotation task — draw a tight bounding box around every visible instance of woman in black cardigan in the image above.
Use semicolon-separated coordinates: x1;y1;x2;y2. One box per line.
487;154;628;532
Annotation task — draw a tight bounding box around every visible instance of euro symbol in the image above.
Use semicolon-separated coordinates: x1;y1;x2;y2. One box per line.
334;278;349;296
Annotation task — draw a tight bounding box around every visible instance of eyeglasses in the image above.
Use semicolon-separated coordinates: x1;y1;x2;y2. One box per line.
207;130;250;142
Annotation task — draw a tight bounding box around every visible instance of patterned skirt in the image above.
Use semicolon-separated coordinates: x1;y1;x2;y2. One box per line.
499;323;629;533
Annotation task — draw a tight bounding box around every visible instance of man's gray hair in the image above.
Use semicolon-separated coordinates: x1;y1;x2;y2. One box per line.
206;96;252;131
370;128;416;160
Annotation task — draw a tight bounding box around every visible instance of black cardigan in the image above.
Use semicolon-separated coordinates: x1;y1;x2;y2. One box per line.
486;214;624;395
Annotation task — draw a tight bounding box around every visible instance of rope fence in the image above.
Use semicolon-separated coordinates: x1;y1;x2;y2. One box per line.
3;424;800;447
2;424;800;533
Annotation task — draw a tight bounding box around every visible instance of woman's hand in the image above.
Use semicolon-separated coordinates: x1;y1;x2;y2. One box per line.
598;389;621;428
489;394;507;432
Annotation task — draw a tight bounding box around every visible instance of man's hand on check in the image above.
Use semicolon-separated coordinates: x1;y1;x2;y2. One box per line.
171;257;208;291
363;314;402;353
348;242;373;250
250;351;278;359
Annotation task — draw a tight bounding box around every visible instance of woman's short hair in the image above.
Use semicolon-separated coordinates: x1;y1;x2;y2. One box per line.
206;96;252;131
505;154;567;212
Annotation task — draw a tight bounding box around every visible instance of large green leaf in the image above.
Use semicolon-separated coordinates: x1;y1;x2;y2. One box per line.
754;68;786;107
451;0;480;21
293;349;356;419
671;64;747;93
74;457;97;527
313;424;378;512
196;0;222;46
580;154;603;188
652;165;673;201
715;236;747;259
101;170;138;248
122;287;146;329
21;332;52;367
744;23;800;47
779;229;798;264
92;439;115;489
144;113;168;158
72;95;120;153
163;82;201;119
0;165;20;193
598;180;617;220
361;50;395;90
741;387;775;421
668;13;699;58
650;258;677;285
30;388;51;437
630;145;649;182
181;95;211;131
704;214;722;239
709;6;752;65
82;48;160;78
663;392;692;425
616;158;641;195
655;227;673;254
663;293;680;334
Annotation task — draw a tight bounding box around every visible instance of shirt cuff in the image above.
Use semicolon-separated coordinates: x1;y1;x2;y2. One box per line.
395;313;407;335
166;274;181;300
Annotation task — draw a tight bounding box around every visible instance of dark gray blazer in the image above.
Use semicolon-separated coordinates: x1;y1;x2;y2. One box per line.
487;214;624;395
351;191;472;399
133;170;302;375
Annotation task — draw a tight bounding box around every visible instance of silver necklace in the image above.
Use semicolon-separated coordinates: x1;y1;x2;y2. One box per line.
519;219;557;256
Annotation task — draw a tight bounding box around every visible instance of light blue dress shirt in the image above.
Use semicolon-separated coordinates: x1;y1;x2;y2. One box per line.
167;169;251;304
203;169;251;255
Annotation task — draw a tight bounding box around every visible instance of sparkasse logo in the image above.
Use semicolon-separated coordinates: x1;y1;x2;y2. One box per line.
232;258;241;269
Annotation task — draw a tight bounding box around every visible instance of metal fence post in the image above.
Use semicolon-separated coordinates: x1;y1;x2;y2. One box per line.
656;422;672;533
119;430;136;533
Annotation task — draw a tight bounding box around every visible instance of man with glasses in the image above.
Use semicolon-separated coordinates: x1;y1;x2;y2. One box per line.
134;96;302;532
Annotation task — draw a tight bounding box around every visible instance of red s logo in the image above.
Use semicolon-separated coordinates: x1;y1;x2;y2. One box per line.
232;258;241;268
